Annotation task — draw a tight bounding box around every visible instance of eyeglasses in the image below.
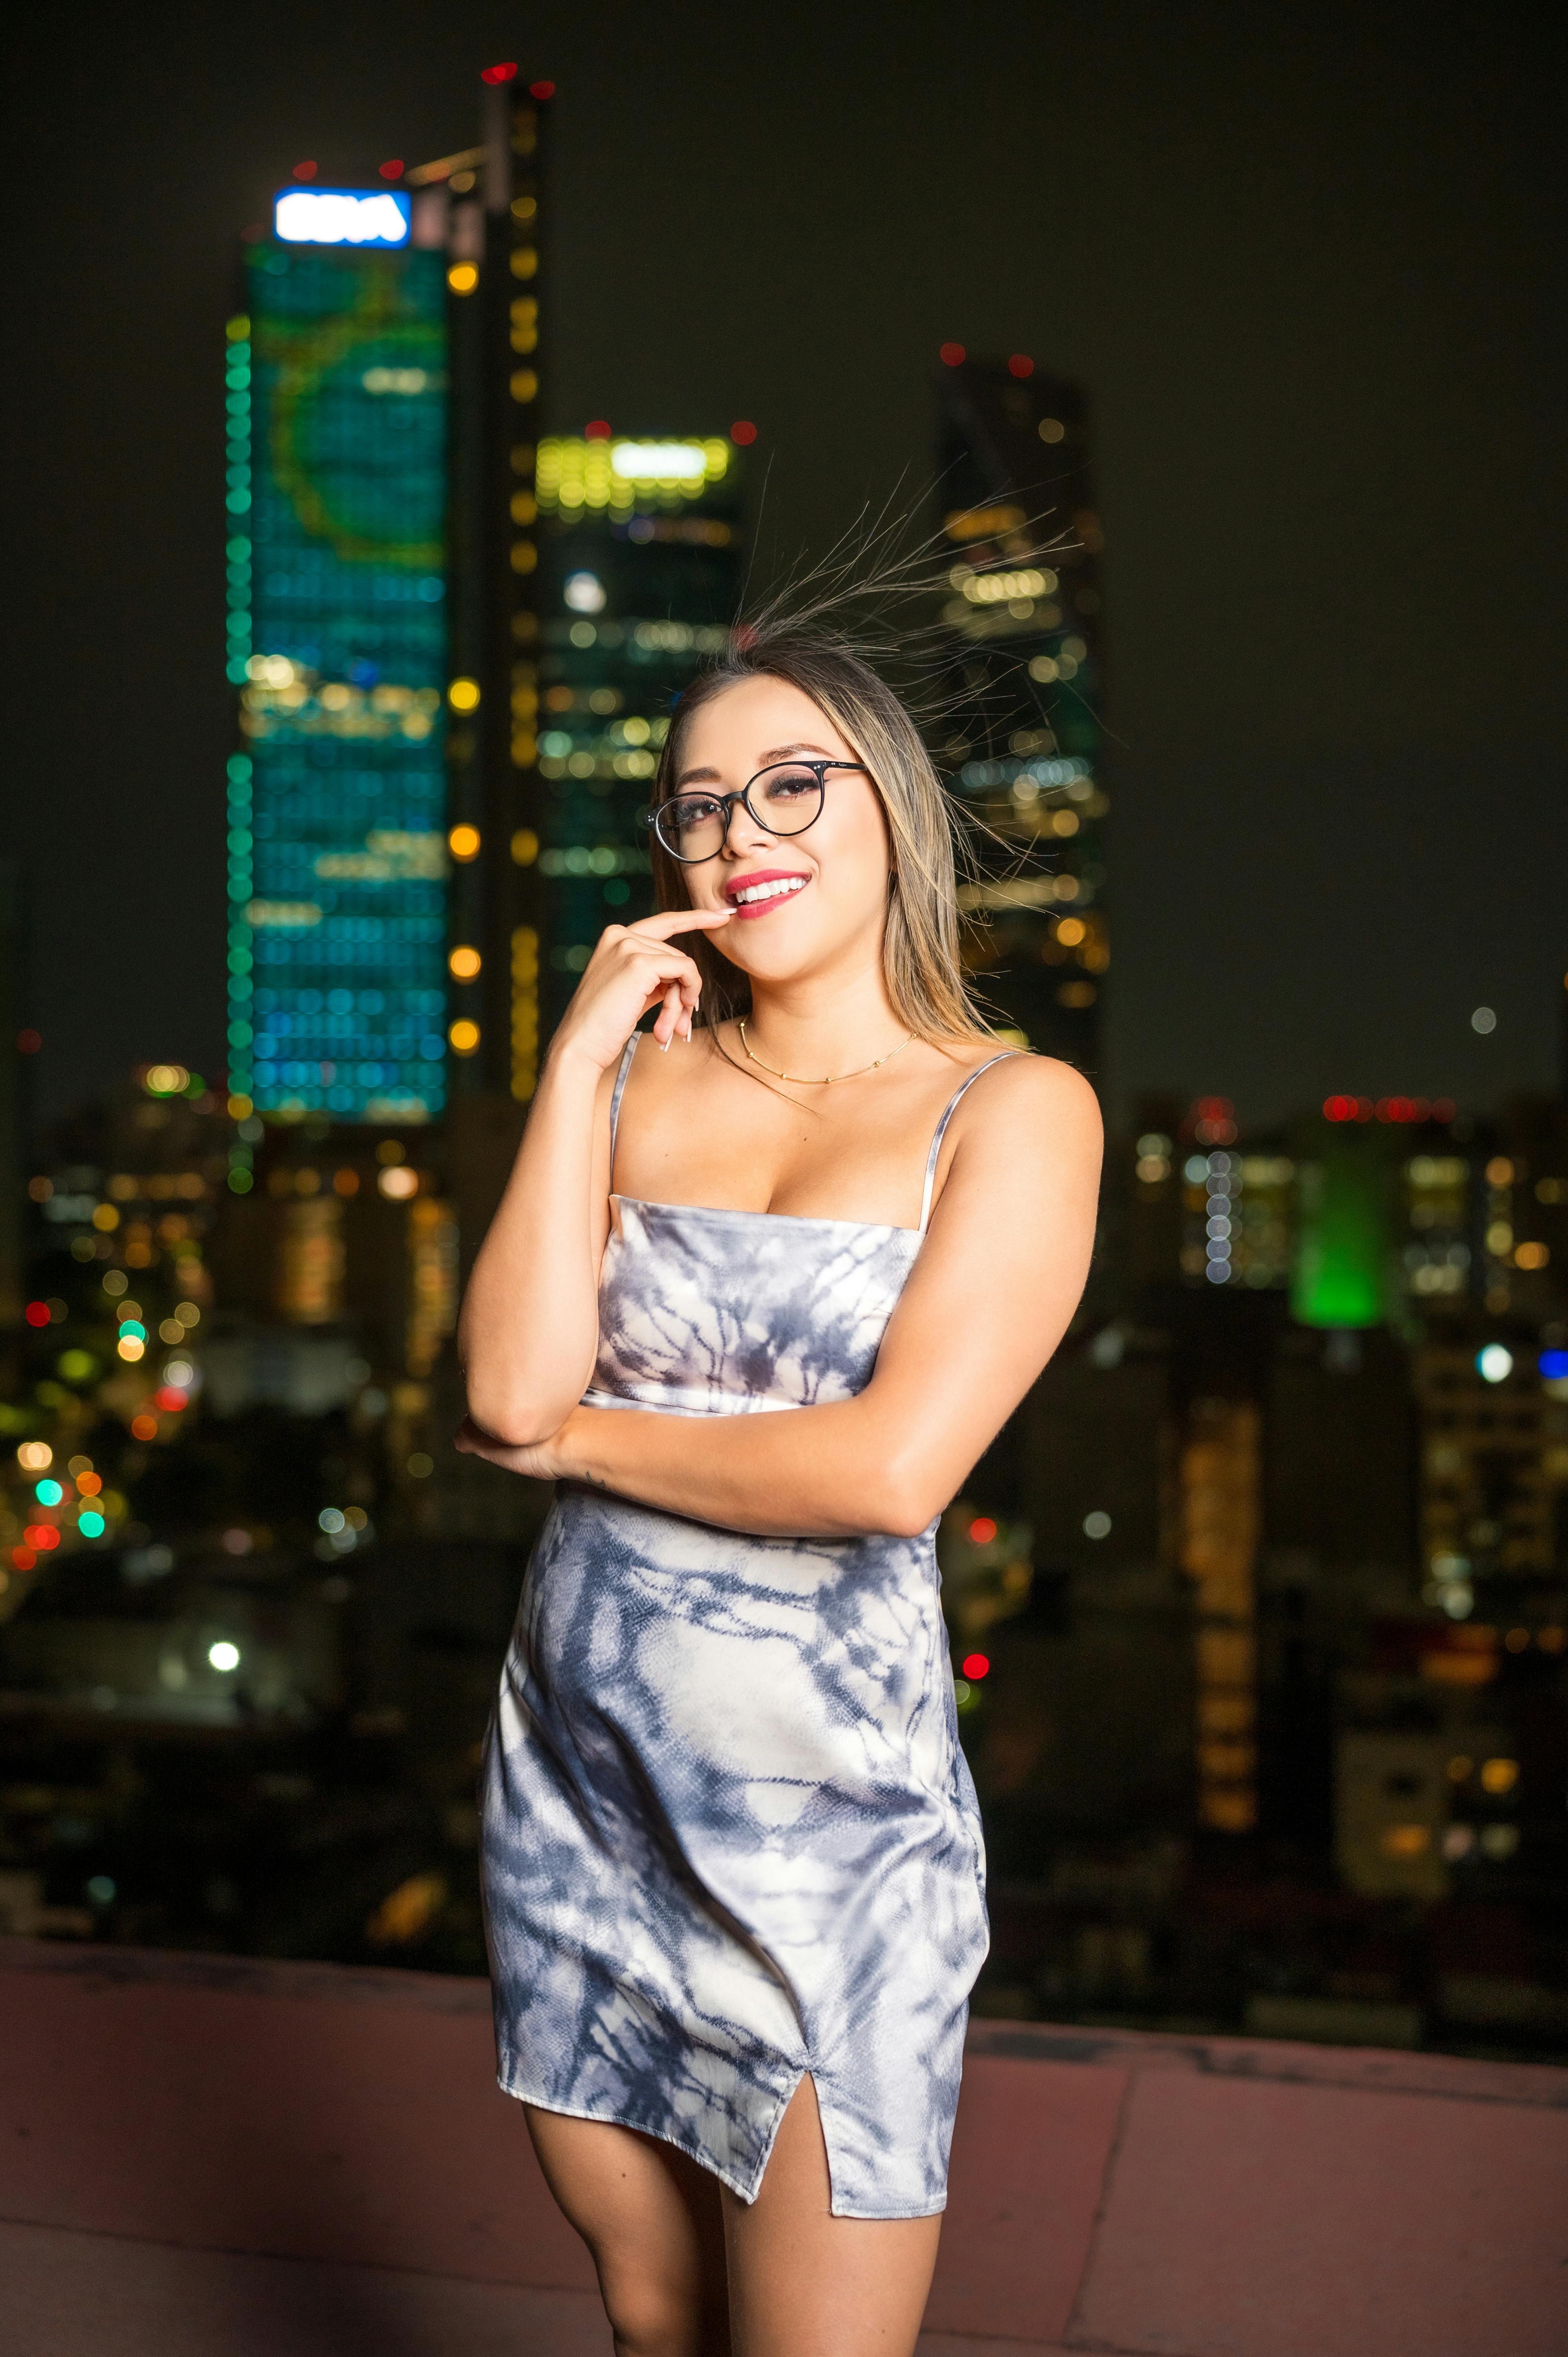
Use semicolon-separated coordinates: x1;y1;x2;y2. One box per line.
647;759;868;864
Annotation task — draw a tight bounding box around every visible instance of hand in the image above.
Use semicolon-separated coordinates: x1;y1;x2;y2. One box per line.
548;907;733;1071
454;1415;566;1481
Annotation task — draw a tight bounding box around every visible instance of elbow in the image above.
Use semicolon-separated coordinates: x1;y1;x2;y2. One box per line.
462;1378;559;1452
872;1440;947;1540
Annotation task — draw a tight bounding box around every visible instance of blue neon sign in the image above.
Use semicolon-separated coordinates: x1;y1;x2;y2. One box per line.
274;189;411;248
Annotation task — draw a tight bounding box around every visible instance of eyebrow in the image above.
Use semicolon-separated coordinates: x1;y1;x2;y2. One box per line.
673;741;837;789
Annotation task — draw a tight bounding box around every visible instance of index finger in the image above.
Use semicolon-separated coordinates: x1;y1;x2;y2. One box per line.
626;906;733;937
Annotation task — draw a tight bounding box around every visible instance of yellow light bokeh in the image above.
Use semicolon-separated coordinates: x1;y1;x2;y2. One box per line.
448;677;480;712
449;945;482;981
447;263;479;295
448;824;481;861
449;1018;482;1056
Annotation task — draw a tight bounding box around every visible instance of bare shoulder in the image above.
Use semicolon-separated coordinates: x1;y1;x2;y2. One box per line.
956;1047;1100;1134
938;1050;1102;1197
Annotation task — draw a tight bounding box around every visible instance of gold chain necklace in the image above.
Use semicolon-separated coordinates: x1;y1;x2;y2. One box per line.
737;1020;916;1087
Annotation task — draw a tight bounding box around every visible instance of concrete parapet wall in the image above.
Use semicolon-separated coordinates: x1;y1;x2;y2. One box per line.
2;1937;1564;2355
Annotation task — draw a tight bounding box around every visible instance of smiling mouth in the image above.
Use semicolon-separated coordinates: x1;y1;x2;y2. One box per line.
725;874;810;911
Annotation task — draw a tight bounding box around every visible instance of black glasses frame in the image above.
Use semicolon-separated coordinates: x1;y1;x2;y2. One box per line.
646;759;868;864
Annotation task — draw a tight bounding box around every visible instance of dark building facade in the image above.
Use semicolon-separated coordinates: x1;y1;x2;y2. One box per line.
935;356;1107;1076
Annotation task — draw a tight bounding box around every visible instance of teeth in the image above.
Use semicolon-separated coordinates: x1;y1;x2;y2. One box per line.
734;876;806;905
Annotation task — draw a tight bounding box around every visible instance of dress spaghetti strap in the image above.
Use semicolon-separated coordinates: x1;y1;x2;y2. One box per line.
917;1052;1024;1235
607;1032;640;1191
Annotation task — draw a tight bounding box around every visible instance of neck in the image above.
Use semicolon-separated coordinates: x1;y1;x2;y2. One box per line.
741;960;906;1076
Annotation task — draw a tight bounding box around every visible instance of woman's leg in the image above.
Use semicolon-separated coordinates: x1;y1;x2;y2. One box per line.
721;2077;941;2357
524;2105;732;2357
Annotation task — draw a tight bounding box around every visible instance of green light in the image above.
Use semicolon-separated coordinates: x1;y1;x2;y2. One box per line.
1292;1137;1389;1329
78;1510;106;1539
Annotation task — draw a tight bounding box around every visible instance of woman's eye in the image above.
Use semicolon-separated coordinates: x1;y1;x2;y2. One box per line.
764;771;814;800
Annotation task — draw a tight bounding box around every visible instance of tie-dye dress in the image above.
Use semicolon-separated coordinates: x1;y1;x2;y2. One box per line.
480;1040;1013;2217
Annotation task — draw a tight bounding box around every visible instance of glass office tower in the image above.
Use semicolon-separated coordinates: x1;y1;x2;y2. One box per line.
225;207;450;1127
935;357;1107;1073
530;433;745;1036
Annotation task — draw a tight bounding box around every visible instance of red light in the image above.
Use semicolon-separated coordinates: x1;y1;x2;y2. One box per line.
481;61;518;83
731;419;758;446
131;1413;159;1441
1007;353;1034;378
961;1653;990;1680
292;160;317;181
10;1547;35;1571
1432;1098;1455;1123
17;1028;41;1053
529;79;555;99
378;159;404;180
155;1386;189;1413
584;419;611;440
25;1526;60;1551
968;1515;997;1544
1355;1097;1374;1121
939;341;966;367
24;1301;49;1328
1323;1096;1349;1122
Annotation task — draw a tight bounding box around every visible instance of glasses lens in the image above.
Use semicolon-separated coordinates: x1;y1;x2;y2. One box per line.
661;795;727;861
752;766;825;835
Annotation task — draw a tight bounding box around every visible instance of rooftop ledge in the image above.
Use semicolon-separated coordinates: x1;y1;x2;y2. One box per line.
3;1935;1564;2357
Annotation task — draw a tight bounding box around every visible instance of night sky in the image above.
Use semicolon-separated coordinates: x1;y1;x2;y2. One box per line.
5;2;1564;1132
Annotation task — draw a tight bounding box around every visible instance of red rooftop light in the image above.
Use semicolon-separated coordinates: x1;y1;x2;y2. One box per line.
379;159;404;180
731;419;757;446
584;419;611;440
961;1653;991;1680
968;1515;996;1544
1007;353;1034;378
1323;1095;1376;1123
530;80;555;99
481;62;518;84
292;160;317;181
939;341;966;367
24;1301;50;1328
17;1028;41;1053
1374;1096;1433;1125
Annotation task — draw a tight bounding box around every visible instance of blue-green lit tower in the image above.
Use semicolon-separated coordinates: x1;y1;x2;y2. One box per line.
223;196;451;1147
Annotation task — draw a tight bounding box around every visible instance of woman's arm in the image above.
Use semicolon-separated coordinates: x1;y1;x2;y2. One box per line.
458;1055;1102;1531
456;910;731;1445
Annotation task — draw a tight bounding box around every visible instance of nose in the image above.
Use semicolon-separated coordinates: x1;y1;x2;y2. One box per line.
720;787;774;856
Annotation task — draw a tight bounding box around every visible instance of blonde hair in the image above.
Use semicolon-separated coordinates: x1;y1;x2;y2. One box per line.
649;628;995;1045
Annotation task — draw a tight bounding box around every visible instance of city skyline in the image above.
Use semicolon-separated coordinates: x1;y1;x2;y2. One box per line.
3;3;1563;1129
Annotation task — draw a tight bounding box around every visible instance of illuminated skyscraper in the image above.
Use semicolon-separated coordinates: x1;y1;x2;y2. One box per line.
225;74;745;1154
428;71;555;1107
529;431;746;1035
225;189;451;1136
935;356;1107;1071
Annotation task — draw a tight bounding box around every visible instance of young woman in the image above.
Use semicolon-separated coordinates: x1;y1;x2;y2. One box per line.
456;629;1102;2357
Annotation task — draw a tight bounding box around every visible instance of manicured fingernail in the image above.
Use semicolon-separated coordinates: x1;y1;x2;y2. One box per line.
660;1035;671;1053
